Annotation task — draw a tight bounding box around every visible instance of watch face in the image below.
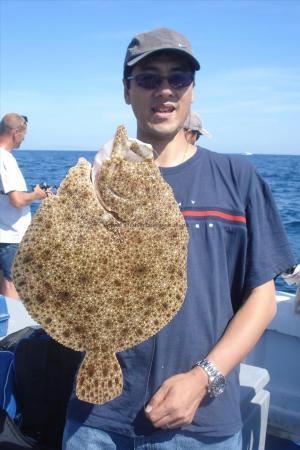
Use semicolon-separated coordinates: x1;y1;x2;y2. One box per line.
195;359;226;397
210;375;226;396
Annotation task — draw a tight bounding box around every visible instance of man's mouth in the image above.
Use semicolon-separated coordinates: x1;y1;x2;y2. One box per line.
151;104;175;114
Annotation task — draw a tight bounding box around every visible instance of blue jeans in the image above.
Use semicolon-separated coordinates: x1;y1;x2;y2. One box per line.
62;418;242;449
0;243;19;280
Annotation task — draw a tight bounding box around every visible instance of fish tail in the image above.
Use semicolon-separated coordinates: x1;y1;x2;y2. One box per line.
76;351;123;405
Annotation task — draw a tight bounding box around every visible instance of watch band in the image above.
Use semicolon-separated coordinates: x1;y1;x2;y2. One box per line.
193;358;226;397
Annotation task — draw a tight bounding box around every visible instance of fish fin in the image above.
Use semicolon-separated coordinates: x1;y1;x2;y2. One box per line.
111;125;128;159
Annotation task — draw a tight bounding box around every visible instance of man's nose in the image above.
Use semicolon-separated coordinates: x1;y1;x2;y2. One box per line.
154;78;175;97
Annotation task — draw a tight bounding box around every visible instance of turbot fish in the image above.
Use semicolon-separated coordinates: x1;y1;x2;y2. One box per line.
12;125;189;405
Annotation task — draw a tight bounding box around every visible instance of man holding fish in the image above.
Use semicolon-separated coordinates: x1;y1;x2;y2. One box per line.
63;28;294;449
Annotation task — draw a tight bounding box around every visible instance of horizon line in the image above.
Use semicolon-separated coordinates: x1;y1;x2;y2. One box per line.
18;149;300;156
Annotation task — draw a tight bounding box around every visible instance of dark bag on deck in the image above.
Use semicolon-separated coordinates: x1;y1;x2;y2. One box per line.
0;407;40;449
0;327;82;450
0;350;17;422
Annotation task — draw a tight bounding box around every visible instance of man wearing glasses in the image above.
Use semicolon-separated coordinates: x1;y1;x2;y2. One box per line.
184;111;212;145
63;29;294;449
0;113;48;300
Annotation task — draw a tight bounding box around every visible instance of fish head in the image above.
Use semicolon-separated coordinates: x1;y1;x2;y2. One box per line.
92;126;158;223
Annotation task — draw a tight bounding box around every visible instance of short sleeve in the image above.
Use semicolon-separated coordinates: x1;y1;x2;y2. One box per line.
244;168;295;290
0;152;26;194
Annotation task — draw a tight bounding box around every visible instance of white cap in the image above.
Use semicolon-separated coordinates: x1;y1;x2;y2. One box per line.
184;112;211;138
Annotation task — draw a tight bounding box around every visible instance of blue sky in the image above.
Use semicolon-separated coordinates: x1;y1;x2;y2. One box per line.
1;0;299;154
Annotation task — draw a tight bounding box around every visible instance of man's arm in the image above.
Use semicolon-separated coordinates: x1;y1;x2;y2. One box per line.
145;279;276;429
204;280;276;376
8;184;48;208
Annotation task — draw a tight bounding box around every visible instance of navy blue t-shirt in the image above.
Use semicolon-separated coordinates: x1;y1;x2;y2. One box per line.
67;147;295;437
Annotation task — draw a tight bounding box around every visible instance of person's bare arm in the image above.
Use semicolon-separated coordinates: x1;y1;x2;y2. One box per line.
8;185;48;208
145;279;276;429
205;279;276;376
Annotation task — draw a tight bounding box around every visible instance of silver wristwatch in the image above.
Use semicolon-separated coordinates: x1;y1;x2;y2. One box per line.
193;358;226;397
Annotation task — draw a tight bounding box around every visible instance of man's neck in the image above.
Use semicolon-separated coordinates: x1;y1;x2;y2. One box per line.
0;137;14;152
137;129;195;168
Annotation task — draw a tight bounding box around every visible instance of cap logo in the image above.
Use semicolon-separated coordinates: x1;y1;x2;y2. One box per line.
178;43;186;48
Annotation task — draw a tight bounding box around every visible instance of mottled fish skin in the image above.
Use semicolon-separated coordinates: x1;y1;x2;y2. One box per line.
12;125;189;405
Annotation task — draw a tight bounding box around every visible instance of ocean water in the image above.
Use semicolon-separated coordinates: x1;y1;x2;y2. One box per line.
14;150;300;294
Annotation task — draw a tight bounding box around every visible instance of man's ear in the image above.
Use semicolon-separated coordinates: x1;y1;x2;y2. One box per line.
123;80;131;105
12;129;19;140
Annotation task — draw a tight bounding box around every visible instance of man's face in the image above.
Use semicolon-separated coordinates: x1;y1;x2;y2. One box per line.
13;127;27;149
124;53;194;143
184;129;200;145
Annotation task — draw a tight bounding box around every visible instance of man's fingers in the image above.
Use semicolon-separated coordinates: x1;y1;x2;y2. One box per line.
152;414;172;429
145;372;206;429
46;188;53;197
153;412;187;430
154;412;192;430
145;383;168;414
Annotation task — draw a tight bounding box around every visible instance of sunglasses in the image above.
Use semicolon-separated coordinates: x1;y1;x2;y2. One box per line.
21;115;28;124
126;72;194;90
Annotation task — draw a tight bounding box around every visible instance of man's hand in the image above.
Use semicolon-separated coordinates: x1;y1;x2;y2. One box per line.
9;185;52;208
145;367;208;429
33;184;49;200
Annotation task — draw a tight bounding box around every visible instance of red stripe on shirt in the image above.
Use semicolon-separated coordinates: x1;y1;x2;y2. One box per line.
182;210;246;223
